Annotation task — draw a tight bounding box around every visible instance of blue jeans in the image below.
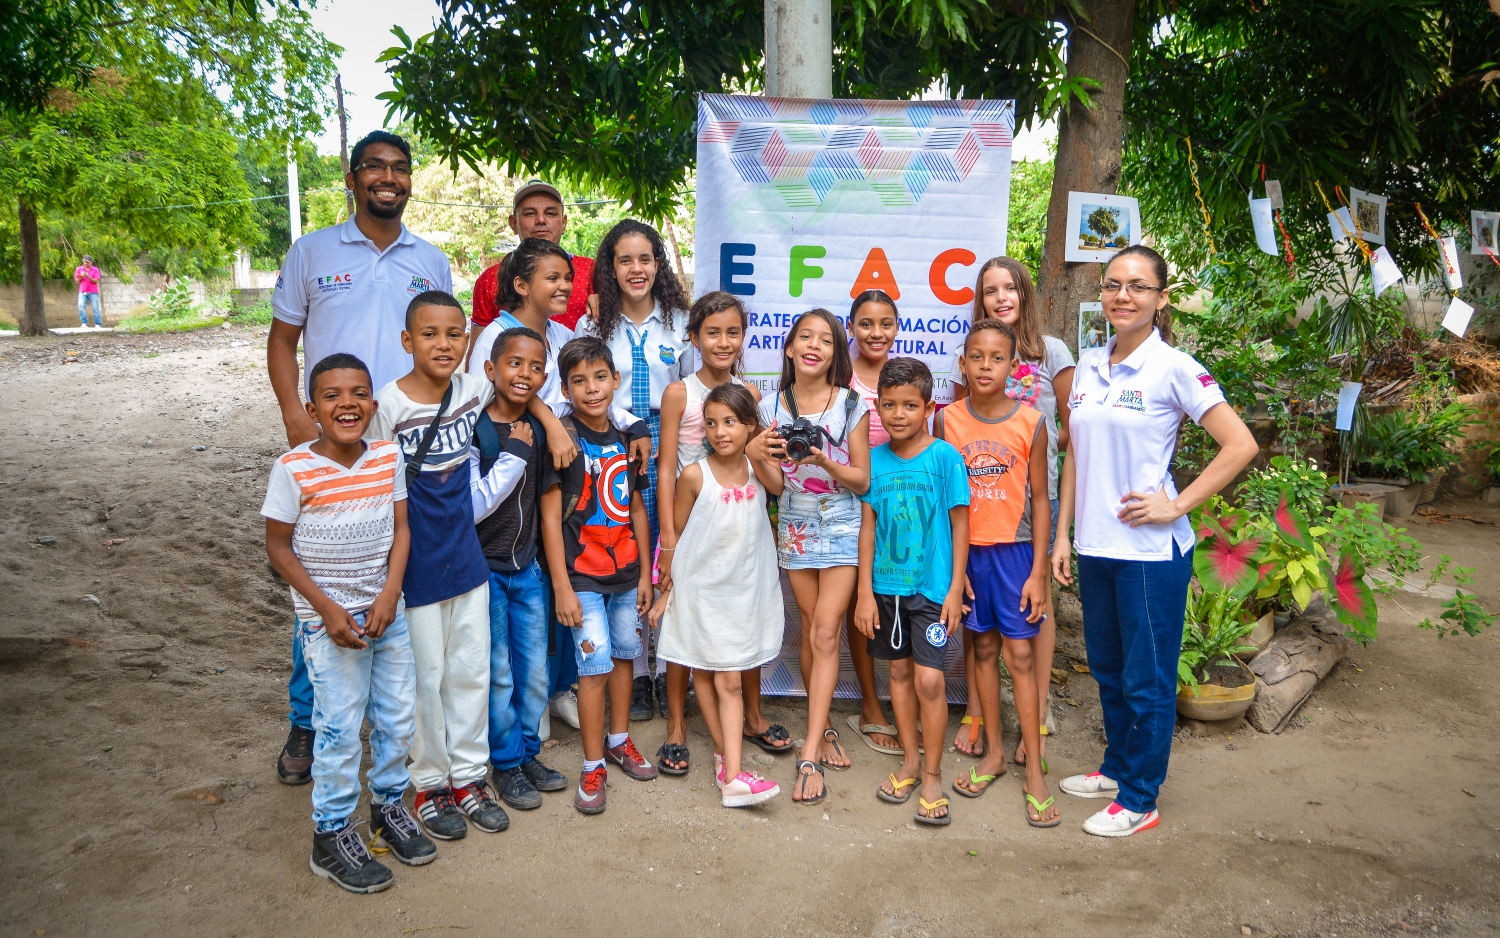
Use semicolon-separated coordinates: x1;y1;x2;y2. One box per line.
1077;541;1194;814
487;564;550;771
300;610;416;833
570;590;642;676
78;292;101;326
289;618;314;731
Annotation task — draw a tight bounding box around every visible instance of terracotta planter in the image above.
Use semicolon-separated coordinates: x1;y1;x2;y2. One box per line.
1177;658;1257;722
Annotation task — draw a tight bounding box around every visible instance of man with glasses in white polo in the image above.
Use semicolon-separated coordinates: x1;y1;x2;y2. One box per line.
266;129;453;787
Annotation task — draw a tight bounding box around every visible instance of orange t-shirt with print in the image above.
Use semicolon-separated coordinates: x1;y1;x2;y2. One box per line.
938;399;1044;546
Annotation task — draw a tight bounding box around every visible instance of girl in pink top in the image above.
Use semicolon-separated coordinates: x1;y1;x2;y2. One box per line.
655;291;787;776
847;290;898;447
844;289;903;756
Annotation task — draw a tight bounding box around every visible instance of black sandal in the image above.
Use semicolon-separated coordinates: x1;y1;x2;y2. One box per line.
820;727;850;771
655;742;690;776
793;760;826;806
742;723;793;754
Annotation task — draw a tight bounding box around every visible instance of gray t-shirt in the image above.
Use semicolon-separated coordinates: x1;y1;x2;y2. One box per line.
949;333;1075;500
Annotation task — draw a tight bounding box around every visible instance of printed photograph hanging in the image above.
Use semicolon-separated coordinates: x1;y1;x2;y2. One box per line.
1064;192;1143;263
1079;301;1111;351
1472;210;1499;256
1348;189;1387;245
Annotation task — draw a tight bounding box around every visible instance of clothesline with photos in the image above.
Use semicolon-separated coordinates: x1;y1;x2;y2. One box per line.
1067;135;1495;437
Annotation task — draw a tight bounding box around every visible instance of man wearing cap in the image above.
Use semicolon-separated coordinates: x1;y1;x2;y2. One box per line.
265;128;452;789
470;180;595;332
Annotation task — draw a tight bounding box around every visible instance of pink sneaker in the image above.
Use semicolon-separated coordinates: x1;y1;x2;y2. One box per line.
714;753;726;790
721;771;780;808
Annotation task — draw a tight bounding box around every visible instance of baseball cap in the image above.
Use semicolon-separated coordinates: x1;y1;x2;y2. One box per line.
512;180;564;211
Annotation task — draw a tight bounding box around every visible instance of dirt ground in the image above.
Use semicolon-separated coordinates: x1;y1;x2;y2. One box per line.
2;327;1498;938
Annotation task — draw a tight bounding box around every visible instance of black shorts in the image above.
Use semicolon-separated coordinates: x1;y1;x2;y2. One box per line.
866;592;950;671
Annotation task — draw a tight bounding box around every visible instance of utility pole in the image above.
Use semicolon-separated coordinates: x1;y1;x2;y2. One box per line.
335;74;354;219
287;144;302;243
763;0;832;97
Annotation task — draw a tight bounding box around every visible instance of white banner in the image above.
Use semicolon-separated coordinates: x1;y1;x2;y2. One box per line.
693;93;1015;405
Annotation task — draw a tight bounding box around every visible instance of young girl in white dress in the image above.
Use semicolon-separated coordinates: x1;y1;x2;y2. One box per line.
653;384;785;808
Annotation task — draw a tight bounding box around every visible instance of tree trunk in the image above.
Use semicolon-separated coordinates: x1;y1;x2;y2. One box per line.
1034;1;1137;352
17;197;49;337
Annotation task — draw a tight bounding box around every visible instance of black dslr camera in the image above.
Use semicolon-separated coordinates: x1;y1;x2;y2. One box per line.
777;418;827;461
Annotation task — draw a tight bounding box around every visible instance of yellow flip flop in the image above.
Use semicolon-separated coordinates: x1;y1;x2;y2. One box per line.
915;795;951;826
877;773;917;804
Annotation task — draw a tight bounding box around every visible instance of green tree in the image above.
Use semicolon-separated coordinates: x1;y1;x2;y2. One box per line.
1086;205;1121;245
2;0;338;334
381;1;1089;220
1007;158;1054;277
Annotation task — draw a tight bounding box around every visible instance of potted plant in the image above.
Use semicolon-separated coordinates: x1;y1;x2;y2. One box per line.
1177;584;1260;721
1350;403;1476;518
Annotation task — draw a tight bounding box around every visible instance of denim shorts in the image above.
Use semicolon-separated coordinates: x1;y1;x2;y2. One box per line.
776;490;861;569
571;590;642;677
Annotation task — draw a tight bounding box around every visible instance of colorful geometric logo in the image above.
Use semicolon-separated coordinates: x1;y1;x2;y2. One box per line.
699;94;1014;209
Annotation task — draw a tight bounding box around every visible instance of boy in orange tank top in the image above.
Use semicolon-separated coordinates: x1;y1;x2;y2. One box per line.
936;319;1058;827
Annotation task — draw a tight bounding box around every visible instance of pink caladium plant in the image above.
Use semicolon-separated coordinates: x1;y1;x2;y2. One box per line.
1325;552;1377;640
1193;528;1266;598
1272;488;1315;553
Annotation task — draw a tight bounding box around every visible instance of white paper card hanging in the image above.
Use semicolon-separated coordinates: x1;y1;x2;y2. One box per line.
1264;180;1284;210
1370;246;1403;296
1250;196;1278;255
1348;188;1387;245
1441;298;1475;339
1078;301;1110;351
1439;237;1463;290
1471;210;1499;257
1328;207;1355;245
1336;382;1362;432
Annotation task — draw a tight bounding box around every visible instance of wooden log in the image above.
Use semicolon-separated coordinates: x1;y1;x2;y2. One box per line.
1245;597;1351;734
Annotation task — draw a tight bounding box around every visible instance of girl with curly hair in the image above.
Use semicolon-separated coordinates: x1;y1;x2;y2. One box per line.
576;219;693;723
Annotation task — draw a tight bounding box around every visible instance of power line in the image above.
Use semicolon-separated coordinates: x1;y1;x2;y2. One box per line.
109;189;620;213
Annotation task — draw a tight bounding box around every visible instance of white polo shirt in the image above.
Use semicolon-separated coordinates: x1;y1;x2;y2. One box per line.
574;303;694;415
1067;328;1227;561
272;216;453;395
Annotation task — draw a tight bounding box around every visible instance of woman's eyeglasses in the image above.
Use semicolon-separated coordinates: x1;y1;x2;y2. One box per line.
1101;280;1163;297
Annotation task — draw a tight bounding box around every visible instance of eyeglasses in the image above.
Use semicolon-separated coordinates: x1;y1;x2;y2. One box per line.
1101;280;1163;297
353;160;411;177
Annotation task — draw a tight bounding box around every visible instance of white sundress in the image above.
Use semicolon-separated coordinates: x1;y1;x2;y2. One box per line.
657;457;785;672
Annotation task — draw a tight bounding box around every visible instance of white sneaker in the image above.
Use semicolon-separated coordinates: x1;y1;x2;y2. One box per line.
538;704;551;742
1060;771;1119;799
550;690;581;729
1083;802;1160;837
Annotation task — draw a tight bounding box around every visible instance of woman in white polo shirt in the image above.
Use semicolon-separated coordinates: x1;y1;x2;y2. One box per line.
1050;245;1257;838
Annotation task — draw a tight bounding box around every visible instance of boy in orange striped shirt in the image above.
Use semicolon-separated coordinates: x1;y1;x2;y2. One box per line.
263;353;436;893
937;320;1059;828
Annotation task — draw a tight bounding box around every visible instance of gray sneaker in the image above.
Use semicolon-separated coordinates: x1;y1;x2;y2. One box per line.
370;801;437;866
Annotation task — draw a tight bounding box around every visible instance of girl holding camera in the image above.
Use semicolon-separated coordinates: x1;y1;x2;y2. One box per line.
748;308;871;805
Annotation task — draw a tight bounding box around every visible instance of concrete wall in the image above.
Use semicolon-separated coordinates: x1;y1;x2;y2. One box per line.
0;274;209;328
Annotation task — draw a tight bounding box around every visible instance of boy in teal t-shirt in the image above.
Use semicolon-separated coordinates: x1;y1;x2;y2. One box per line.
853;358;970;826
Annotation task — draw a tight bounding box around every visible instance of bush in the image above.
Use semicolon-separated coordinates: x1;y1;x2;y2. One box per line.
1352;402;1476;482
228;300;275;326
1239;455;1328;521
118;279;225;333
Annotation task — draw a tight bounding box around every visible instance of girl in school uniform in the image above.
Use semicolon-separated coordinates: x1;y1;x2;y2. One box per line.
1051;245;1257;837
576;220;694;723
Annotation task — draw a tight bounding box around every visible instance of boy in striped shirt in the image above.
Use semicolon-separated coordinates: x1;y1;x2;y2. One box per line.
263;353;435;893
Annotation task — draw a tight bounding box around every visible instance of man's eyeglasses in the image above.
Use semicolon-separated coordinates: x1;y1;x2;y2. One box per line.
353;160;412;177
1101;280;1163;298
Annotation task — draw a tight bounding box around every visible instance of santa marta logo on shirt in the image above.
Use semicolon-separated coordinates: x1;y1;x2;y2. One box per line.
407;275;435;295
959;439;1018;502
316;273;353;294
1113;389;1146;412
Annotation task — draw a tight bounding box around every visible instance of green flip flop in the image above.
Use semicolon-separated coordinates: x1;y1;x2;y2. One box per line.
951;764;1000;799
1025;791;1062;828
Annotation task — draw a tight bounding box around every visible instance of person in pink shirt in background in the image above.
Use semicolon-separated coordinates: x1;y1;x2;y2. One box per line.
74;256;103;327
